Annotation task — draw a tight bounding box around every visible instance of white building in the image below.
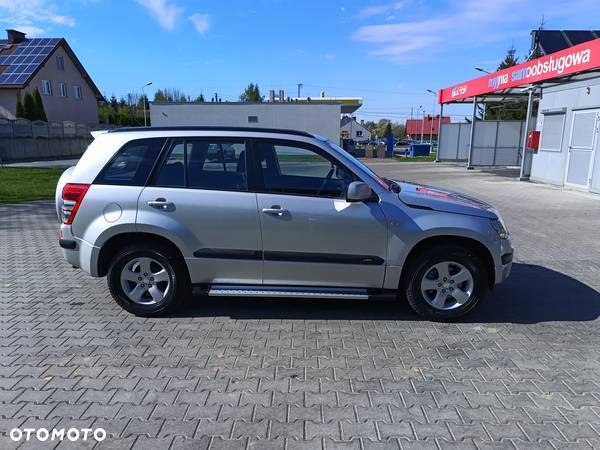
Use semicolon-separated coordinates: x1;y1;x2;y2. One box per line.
150;102;344;143
530;74;600;194
340;116;371;143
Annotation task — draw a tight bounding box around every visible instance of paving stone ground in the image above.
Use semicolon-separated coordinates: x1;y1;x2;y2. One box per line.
1;162;600;449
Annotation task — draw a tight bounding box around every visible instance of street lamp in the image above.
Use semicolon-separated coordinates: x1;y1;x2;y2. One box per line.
141;81;152;127
426;89;437;147
474;67;490;74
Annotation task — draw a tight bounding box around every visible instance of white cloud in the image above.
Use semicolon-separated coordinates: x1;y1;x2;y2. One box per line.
354;0;525;63
0;0;76;34
189;13;210;34
356;1;409;19
134;0;183;31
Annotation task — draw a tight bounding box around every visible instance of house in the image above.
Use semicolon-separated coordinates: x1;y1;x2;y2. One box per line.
340;116;371;143
405;115;451;141
0;29;102;123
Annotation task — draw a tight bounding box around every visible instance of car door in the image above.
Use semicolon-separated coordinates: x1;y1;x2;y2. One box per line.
252;139;388;288
137;138;263;285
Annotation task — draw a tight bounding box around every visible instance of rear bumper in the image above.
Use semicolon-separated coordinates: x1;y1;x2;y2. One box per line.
59;225;100;276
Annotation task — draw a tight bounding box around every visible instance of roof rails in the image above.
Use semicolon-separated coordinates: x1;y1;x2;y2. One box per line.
107;126;314;137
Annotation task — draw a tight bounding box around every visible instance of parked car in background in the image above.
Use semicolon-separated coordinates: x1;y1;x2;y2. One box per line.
56;126;512;321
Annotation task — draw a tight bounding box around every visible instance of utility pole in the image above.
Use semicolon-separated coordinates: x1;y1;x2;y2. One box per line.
297;83;303;98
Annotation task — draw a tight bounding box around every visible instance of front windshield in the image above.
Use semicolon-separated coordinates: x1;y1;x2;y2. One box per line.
324;140;390;190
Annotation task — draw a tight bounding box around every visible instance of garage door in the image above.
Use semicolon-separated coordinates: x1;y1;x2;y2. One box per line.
565;110;599;189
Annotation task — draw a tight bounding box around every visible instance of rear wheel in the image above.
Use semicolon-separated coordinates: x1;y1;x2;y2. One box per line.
402;244;488;321
107;243;188;316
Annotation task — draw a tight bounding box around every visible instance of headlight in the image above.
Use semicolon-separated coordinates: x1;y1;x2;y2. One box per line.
490;218;509;239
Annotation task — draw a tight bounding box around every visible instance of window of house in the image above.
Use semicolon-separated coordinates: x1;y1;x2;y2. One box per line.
248;115;258;123
41;80;52;95
56;56;65;72
95;138;166;186
255;141;356;198
540;113;565;152
59;82;67;98
73;85;82;100
356;130;363;137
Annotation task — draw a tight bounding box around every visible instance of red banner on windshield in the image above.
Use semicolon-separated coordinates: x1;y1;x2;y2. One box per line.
439;37;600;104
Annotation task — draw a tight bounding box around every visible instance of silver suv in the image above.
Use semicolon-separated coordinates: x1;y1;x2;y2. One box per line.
56;127;513;321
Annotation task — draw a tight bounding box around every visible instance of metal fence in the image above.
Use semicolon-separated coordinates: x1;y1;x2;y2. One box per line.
439;120;525;166
0;118;95;139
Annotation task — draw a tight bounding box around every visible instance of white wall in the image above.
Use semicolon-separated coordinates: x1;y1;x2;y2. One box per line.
531;76;600;186
150;103;342;142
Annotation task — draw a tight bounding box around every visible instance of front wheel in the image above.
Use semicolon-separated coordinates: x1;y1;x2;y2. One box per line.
402;245;488;321
107;243;188;316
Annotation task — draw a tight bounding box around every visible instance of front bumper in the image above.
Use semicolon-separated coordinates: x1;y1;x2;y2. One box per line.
494;237;513;285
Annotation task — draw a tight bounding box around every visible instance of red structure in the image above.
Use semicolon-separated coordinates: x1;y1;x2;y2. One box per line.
405;115;451;140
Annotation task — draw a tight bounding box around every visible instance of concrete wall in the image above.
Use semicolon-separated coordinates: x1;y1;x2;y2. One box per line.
150;103;342;143
28;46;99;124
0;137;91;162
531;76;600;186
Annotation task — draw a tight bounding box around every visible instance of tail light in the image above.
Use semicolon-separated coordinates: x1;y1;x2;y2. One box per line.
62;183;90;224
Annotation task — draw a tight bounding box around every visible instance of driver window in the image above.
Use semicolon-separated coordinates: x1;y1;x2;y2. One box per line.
256;141;356;198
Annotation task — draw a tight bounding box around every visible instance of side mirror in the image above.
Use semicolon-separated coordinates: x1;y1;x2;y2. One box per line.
346;181;372;202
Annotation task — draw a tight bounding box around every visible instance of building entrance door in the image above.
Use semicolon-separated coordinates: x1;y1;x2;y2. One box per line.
565;110;600;189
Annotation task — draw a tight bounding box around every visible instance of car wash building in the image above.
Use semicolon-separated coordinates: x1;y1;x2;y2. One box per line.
437;31;600;194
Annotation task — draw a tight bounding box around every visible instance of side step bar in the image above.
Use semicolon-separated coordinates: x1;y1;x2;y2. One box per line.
204;285;369;300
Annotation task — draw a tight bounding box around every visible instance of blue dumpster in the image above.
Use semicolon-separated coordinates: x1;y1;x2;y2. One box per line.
409;143;432;157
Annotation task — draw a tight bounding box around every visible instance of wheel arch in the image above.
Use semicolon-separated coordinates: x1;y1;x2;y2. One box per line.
398;235;496;289
97;232;189;279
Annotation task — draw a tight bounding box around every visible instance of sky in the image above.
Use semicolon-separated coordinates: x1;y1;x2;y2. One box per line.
1;0;600;123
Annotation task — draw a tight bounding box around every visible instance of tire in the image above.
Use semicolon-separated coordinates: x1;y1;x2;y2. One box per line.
402;244;488;321
107;242;189;316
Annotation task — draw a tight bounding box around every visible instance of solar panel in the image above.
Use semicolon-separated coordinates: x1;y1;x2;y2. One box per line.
533;30;600;56
0;38;61;85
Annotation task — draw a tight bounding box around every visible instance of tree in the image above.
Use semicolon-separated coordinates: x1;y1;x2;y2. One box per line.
239;83;263;102
195;92;205;102
384;121;392;138
23;92;36;121
484;45;528;121
15;98;25;118
32;88;47;121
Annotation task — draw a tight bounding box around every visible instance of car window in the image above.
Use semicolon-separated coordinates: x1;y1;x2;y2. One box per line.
153;139;247;191
154;141;185;187
95;138;165;186
256;141;356;198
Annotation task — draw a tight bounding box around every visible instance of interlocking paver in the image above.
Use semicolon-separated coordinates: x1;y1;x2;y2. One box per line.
1;162;600;447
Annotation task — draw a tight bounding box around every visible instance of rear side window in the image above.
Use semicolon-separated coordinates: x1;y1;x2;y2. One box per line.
95;138;165;186
153;139;247;191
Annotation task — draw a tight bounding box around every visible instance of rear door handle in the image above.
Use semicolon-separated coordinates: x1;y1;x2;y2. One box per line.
147;198;174;210
261;205;288;216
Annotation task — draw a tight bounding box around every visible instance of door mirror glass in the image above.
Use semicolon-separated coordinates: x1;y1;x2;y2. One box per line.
346;181;372;202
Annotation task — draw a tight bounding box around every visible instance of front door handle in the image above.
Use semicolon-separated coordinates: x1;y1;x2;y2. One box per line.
147;198;174;210
261;205;288;216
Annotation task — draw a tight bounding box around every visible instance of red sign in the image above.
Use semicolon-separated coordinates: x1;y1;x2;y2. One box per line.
439;37;600;104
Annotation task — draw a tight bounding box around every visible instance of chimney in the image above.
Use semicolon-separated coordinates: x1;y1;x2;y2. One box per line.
278;89;285;102
269;90;275;102
6;29;26;44
320;91;325;98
